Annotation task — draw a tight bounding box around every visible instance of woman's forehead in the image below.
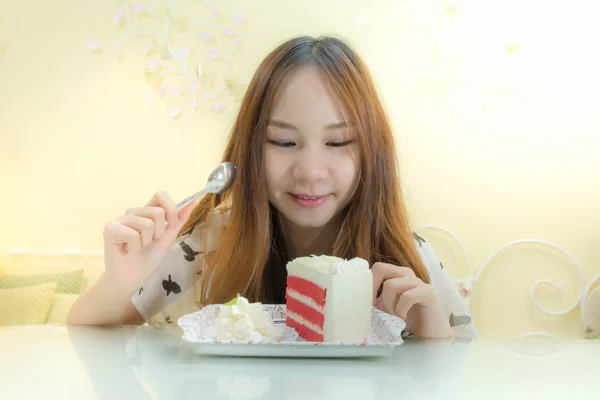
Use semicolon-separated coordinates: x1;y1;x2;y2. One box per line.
270;66;349;126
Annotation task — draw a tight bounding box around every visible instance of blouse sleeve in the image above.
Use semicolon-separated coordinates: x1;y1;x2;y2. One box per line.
413;233;478;338
130;210;229;327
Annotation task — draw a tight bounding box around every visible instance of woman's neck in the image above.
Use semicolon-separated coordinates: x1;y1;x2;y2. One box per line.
278;214;342;260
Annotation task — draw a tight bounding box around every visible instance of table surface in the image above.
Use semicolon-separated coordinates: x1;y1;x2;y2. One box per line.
1;325;598;400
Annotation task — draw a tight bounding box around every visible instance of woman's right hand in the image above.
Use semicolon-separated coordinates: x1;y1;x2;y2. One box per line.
102;191;197;295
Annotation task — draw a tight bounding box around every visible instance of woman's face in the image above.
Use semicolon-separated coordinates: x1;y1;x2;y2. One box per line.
264;65;360;229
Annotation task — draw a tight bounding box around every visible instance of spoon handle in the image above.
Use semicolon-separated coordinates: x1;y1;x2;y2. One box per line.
176;188;208;211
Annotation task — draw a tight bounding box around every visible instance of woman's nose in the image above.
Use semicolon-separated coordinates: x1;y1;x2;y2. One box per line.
292;147;328;183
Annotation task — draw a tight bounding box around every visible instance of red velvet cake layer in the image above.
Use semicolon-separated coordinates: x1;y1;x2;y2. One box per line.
286;276;327;307
285;295;325;328
286;315;324;342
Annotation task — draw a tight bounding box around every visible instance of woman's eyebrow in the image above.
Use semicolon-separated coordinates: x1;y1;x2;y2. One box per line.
267;119;299;131
267;120;350;131
324;121;349;130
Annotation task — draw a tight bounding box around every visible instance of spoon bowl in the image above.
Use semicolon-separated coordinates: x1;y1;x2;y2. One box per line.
207;162;236;193
177;162;237;210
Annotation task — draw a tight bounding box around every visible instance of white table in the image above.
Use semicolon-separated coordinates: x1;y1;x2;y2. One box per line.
0;325;598;399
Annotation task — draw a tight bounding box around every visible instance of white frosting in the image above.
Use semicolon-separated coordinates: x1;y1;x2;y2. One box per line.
289;255;369;275
213;296;283;343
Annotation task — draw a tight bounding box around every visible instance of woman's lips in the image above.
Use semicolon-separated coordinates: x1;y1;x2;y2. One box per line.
289;193;330;208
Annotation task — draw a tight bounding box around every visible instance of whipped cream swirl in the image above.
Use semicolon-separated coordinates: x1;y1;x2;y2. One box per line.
212;296;283;343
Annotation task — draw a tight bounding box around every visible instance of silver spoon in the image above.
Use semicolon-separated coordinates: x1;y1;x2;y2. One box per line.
176;162;237;210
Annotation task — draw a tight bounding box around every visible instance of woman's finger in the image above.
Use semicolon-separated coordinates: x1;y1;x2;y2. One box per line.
176;197;198;223
103;221;143;253
118;214;155;247
125;207;166;239
394;284;435;320
146;190;178;226
371;262;416;305
376;276;421;315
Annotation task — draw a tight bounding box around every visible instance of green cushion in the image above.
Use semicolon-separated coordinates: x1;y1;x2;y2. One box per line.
0;269;84;294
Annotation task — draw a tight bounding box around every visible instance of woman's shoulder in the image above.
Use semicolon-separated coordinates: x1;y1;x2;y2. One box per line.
180;207;230;252
411;232;439;266
410;231;478;337
411;231;447;284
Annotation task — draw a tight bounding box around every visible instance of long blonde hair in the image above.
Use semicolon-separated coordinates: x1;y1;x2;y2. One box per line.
181;36;429;305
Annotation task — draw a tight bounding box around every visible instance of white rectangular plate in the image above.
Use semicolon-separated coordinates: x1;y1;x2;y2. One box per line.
177;304;406;358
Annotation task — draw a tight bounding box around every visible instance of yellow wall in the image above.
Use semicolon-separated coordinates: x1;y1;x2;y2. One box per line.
1;0;598;338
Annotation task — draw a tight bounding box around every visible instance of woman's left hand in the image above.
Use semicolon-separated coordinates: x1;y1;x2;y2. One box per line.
371;262;453;339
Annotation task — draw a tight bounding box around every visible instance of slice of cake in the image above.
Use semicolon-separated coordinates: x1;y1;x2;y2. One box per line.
285;255;373;342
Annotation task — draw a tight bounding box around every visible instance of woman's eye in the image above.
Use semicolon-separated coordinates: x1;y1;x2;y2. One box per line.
327;140;354;147
267;140;296;148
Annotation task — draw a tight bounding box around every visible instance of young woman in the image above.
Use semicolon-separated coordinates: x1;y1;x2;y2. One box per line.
68;35;476;339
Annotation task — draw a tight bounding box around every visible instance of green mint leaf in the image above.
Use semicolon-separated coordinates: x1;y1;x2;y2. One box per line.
224;293;240;306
